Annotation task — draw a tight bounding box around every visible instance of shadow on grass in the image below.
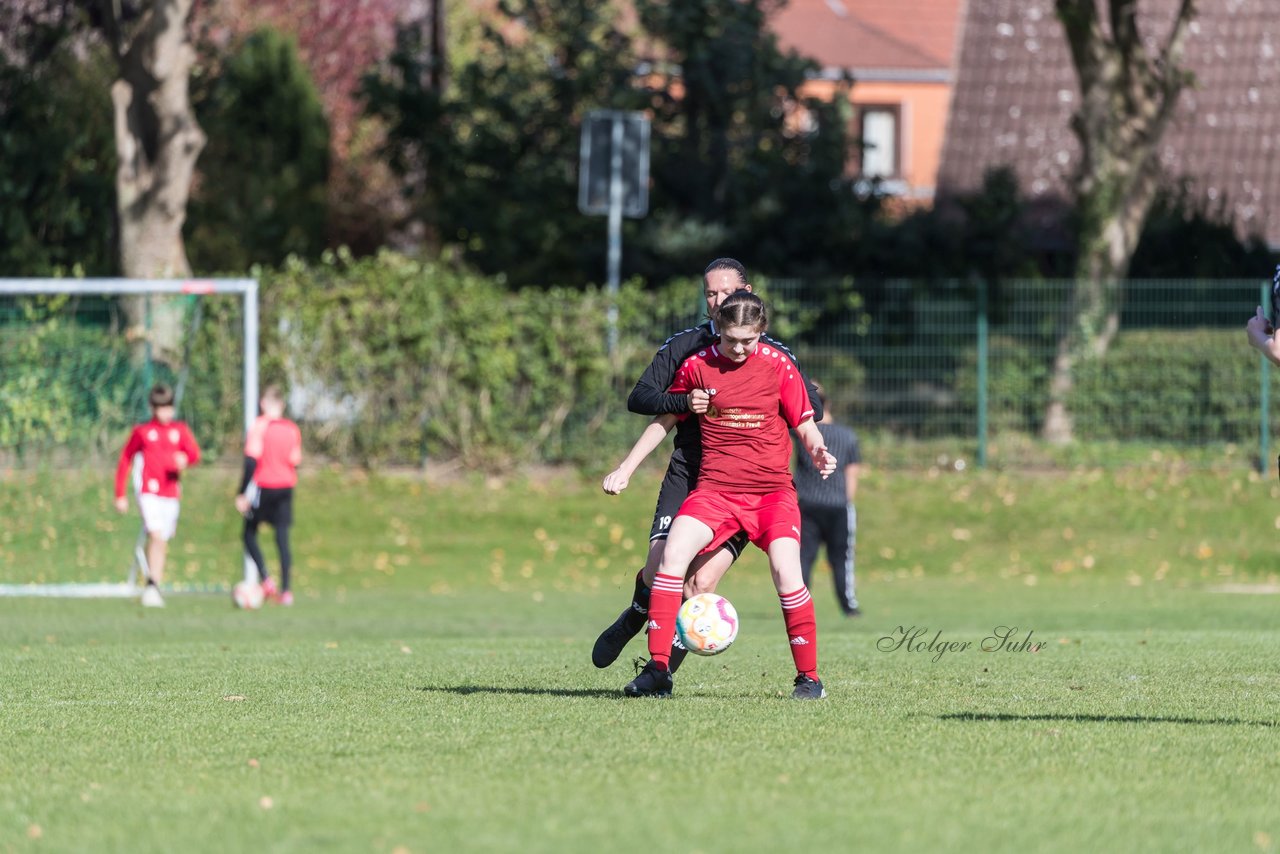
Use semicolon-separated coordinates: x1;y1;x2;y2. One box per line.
941;711;1277;727
417;685;622;699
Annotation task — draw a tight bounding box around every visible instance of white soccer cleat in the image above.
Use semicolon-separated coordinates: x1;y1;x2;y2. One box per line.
140;585;165;608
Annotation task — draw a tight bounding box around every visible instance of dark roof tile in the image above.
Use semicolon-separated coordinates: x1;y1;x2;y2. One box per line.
940;0;1280;248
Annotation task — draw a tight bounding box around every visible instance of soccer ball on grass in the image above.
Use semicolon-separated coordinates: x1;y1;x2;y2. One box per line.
232;581;265;610
675;593;739;655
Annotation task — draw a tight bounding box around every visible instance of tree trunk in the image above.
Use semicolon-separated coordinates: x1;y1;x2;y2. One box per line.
1044;0;1196;443
1042;156;1160;443
108;0;206;366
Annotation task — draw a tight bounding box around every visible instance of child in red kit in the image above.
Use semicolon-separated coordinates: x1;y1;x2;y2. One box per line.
113;383;202;608
235;385;303;605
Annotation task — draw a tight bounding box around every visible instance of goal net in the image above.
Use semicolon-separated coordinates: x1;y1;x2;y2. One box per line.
0;278;259;597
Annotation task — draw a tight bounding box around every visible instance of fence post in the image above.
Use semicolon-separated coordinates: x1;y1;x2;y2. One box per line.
1262;281;1271;474
976;276;988;468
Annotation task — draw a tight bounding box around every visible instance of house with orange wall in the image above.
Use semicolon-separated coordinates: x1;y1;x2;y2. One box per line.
769;0;965;203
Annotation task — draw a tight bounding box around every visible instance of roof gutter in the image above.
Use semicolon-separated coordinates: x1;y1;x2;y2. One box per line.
810;67;953;83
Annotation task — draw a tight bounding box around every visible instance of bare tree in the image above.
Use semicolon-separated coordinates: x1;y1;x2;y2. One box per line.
1043;0;1196;443
92;0;205;360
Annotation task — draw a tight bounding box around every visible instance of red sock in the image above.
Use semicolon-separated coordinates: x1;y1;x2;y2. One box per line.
647;573;684;669
779;586;818;679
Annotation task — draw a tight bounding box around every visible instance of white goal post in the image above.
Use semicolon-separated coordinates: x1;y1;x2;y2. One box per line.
0;277;259;597
0;278;259;433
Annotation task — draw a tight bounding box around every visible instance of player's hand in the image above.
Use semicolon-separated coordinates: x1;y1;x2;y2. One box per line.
1249;306;1274;338
114;496;128;513
688;388;714;414
234;494;251;515
812;446;837;479
602;469;630;495
173;451;189;470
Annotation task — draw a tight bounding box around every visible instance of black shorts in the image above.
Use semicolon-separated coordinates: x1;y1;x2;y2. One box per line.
246;487;293;527
649;447;747;559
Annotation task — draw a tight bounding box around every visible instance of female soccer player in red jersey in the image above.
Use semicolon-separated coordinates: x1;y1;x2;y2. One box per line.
602;290;836;699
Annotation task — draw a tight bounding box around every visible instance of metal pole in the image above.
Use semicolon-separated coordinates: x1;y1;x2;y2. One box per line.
243;279;260;436
243;279;260;585
976;277;989;468
606;116;624;357
1262;281;1271;474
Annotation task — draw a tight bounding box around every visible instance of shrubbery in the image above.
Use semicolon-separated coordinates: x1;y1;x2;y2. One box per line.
4;255;1275;467
955;328;1273;442
258;250;699;467
1071;329;1263;442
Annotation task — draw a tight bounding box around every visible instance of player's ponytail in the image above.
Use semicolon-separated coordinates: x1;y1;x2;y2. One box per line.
714;290;768;332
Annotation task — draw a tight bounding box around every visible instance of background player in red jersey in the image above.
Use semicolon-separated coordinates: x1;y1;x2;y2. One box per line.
235;385;303;605
603;291;837;699
113;383;202;608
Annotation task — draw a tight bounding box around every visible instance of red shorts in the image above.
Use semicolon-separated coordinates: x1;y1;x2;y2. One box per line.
676;488;802;554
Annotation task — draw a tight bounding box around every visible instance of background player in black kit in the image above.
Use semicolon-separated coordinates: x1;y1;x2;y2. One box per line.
792;381;863;616
591;258;823;671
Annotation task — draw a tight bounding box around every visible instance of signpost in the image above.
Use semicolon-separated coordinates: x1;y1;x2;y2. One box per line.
579;110;650;355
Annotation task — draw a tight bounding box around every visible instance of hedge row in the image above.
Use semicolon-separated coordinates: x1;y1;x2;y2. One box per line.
2;254;1273;465
954;329;1272;441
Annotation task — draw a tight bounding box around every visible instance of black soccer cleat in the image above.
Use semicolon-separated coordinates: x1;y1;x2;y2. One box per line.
623;660;673;698
592;606;647;668
792;674;828;700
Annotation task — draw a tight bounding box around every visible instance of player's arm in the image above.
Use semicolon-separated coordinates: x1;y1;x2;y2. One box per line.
235;418;267;513
288;422;302;468
233;453;257;516
776;353;832;475
846;432;861;502
602;414;679;495
113;429;142;510
174;424;201;470
764;334;824;422
237;456;258;495
1247;306;1280;367
794;419;837;479
627;331;703;416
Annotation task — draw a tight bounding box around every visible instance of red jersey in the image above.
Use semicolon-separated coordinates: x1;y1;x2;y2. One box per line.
245;416;302;489
114;419;202;499
668;342;815;494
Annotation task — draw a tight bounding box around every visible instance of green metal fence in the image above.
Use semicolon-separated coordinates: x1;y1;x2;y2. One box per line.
4;277;1278;470
776;277;1277;469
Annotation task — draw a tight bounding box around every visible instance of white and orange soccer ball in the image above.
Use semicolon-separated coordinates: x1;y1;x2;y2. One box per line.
232;580;265;610
676;593;739;656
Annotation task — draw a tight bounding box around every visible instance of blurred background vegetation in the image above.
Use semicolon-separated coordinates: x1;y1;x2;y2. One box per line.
1;0;1277;470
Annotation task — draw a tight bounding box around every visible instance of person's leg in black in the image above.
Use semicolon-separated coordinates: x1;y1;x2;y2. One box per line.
825;505;858;615
268;488;295;598
798;501;823;591
243;516;268;583
274;521;292;592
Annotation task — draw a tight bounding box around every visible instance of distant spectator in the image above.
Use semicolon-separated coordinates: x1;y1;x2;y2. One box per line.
235;386;303;606
793;381;862;616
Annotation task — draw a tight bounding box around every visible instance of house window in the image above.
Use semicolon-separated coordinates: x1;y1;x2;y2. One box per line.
859;106;900;179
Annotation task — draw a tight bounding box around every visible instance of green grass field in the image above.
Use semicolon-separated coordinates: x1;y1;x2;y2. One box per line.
3;461;1280;853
